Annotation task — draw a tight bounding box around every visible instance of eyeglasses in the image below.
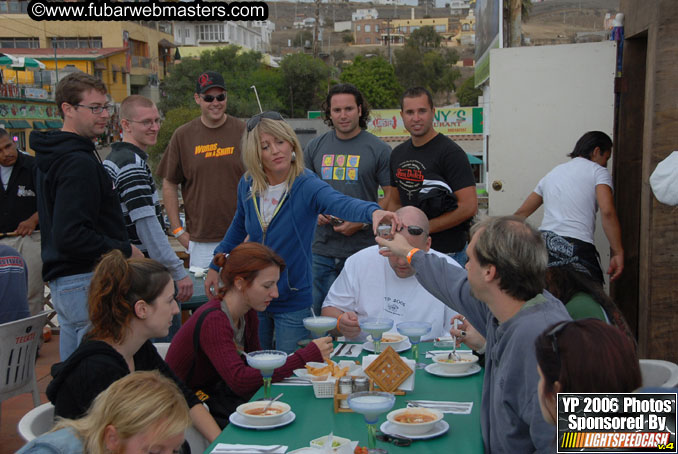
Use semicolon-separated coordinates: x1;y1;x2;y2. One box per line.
200;93;226;103
376;431;412;447
546;321;570;359
126;118;163;128
75;104;115;115
398;225;427;236
246;111;285;132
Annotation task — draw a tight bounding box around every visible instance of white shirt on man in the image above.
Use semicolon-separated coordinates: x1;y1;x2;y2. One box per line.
535;157;613;244
322;245;459;341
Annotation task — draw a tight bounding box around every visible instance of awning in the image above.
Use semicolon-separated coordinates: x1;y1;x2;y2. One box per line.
466;153;483;165
45;120;63;129
94;61;107;70
7;120;31;129
32;120;47;129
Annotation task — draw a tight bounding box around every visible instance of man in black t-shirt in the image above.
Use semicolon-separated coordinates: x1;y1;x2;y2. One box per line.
389;87;477;264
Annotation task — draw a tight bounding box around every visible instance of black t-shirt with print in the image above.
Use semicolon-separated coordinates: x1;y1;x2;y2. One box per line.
390;133;475;253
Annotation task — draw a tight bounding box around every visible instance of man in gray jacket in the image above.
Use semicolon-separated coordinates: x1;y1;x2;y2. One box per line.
377;215;571;453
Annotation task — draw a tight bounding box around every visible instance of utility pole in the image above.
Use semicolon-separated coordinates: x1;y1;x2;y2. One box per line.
509;0;522;47
386;18;392;65
313;0;321;57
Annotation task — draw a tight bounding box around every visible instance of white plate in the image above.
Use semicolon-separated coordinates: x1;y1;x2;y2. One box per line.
228;410;296;430
362;340;411;353
424;363;481;378
379;419;450;440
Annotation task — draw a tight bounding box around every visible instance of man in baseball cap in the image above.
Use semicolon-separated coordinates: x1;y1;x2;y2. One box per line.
157;71;246;270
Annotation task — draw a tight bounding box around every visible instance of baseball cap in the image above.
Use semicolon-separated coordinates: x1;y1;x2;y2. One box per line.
196;71;226;94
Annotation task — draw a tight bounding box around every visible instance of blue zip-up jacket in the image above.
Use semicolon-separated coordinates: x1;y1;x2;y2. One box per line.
211;169;380;313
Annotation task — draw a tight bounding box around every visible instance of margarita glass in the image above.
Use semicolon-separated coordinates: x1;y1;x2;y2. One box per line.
397;321;432;369
360;317;394;354
303;316;337;338
245;350;287;399
348;391;396;454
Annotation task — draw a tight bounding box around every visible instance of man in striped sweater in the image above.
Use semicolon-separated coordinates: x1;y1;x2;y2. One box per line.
104;96;193;319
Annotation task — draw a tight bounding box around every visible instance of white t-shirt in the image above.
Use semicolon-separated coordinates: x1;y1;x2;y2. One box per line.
322;245;459;341
535;157;613;244
260;182;287;228
1;164;12;190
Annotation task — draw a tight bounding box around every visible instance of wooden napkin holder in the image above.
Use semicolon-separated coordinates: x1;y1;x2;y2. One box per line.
364;346;412;396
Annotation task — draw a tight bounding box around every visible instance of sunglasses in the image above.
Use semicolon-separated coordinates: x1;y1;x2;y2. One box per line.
200;93;226;103
546;321;570;359
397;225;427;236
246;111;285;132
376;431;412;447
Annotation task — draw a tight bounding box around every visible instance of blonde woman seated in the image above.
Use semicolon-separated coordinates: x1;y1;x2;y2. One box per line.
166;242;333;425
18;370;191;454
46;250;221;442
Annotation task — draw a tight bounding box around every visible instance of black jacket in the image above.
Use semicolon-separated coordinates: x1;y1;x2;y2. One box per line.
30;130;131;281
0;151;38;233
46;339;201;419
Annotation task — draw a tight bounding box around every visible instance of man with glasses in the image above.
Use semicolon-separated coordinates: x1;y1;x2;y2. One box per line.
104;95;193;340
305;84;394;316
30;72;142;360
157;71;245;269
378;216;571;453
321;206;458;341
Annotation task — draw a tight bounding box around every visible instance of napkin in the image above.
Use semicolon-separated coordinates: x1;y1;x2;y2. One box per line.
275;377;313;386
340;344;363;358
406;400;473;414
210;443;287;453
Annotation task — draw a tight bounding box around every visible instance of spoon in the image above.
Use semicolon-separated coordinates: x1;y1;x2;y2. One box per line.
262;392;284;412
450;319;461;361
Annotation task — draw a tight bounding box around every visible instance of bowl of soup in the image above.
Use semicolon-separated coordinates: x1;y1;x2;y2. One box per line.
386;407;443;435
236;401;291;426
431;352;479;373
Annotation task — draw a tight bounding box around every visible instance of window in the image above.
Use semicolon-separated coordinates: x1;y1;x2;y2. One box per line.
435;25;446;32
365;38;371;44
365;25;371;32
375;24;379;33
184;27;191;38
357;25;361;32
198;24;224;42
51;37;103;49
0;37;39;48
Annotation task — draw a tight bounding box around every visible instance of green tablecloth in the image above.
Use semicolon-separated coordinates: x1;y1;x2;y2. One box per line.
206;343;485;453
181;272;209;311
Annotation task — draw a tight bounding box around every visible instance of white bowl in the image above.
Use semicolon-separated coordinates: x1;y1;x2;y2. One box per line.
235;401;291;426
432;352;479;373
386;407;443;435
310;435;352;454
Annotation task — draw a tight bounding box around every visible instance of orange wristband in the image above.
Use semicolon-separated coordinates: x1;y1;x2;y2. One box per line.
336;313;345;333
172;226;184;235
406;248;420;265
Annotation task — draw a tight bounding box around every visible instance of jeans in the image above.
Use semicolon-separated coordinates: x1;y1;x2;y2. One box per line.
49;271;94;360
447;242;469;267
311;254;347;316
258;307;312;354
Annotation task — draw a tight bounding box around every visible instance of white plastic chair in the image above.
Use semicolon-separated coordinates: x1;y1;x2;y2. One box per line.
639;359;678;388
17;402;55;442
184;426;209;454
0;311;50;425
153;342;171;360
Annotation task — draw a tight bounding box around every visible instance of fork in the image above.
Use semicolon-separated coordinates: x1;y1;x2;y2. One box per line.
346;344;355;356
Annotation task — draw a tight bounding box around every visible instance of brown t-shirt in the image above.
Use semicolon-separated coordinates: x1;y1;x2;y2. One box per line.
157;115;245;242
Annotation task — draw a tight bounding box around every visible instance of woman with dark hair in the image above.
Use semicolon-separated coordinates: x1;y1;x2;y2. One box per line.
515;131;623;285
46;250;221;443
535;319;641;425
167;242;333;426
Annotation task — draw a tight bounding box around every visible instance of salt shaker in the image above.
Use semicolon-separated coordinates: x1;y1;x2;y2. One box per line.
339;377;353;408
353;377;369;393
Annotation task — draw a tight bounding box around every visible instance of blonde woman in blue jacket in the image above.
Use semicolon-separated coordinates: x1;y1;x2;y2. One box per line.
205;112;399;353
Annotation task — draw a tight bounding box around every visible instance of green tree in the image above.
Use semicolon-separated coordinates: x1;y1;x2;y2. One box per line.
280;53;329;117
159;45;285;118
342;33;354;44
407;26;442;50
456;76;483;107
339;56;402;109
394;46;461;102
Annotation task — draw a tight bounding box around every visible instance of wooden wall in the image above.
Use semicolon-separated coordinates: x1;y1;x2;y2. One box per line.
615;0;678;361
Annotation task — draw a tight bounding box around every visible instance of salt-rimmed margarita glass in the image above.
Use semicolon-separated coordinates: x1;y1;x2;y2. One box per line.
245;350;287;399
360;317;394;354
348;391;395;453
303;316;337;338
397;321;432;369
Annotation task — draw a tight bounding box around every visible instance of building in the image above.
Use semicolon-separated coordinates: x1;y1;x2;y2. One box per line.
391;15;449;35
450;0;472;15
173;20;275;53
352;8;378;22
457;9;476;45
354;12;451;47
353;19;386;46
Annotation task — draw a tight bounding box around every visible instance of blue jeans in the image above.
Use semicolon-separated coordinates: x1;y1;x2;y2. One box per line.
49;272;94;360
311;254;347;316
258;307;312;354
448;243;469;267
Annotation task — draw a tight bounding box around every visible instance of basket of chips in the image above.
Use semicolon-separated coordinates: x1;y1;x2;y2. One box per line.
305;359;352;398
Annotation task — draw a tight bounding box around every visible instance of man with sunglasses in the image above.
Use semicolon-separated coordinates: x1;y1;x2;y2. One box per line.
378;216;571;454
30;72;142;360
157;71;245;269
104;96;193;338
304;84;395;317
321;206;458;341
